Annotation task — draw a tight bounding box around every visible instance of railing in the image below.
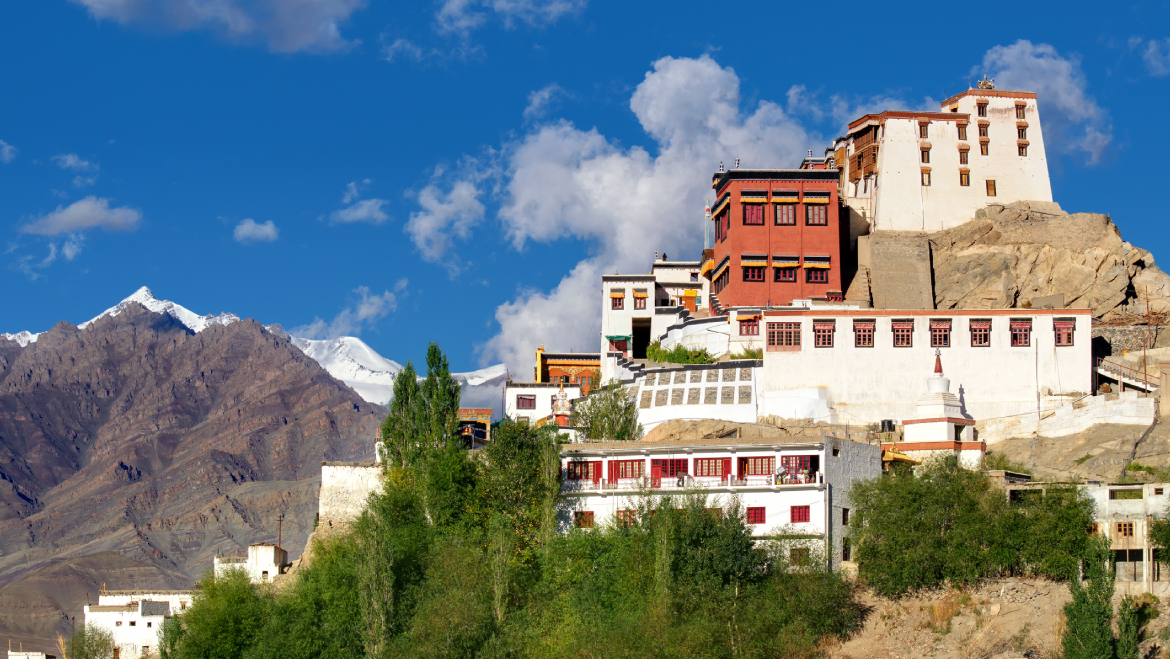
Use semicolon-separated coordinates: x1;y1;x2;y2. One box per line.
561;472;822;493
1096;357;1160;391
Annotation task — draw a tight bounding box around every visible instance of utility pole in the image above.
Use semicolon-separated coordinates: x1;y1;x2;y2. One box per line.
278;513;284;568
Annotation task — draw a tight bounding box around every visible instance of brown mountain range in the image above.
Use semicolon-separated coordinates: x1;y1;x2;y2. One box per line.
0;302;381;651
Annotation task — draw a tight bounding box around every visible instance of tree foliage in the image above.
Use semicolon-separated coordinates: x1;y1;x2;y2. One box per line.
570;379;643;441
1062;535;1115;659
849;458;1095;596
67;622;116;659
173;567;269;659
646;340;715;364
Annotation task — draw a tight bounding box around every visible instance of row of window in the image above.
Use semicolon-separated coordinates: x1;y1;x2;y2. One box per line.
572;505;811;528
920;140;1027;167
921;171;999;194
741;266;829;284
515;387;591;410
715;203;830;241
610;295;648;310
917;103;1026;141
757;318;1076;347
566;455;812;480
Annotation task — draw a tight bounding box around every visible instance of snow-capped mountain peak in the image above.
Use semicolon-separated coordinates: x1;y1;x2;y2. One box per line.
0;331;38;347
79;286;241;333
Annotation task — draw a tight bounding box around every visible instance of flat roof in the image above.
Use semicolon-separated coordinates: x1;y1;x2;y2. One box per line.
848;111;970;131
563;436;826;453
712;168;839;192
602;275;655;282
940;88;1038;106
88;604;137;612
762;308;1091;318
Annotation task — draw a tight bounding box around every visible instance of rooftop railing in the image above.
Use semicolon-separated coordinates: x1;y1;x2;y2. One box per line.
561;471;822;493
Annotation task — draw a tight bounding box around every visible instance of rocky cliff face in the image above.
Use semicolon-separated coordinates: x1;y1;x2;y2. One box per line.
0;303;381;648
928;203;1170;317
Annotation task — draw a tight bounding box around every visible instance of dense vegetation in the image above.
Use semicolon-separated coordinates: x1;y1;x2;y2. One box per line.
646;341;715;365
849;458;1095;597
569;379;643;441
154;343;860;659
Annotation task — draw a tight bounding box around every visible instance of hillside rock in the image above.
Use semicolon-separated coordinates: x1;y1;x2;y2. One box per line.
0;303;381;647
929;203;1170;318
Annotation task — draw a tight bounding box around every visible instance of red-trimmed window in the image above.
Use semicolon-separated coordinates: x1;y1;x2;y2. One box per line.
517;395;536;409
743;267;765;282
743;204;764;225
767;322;801;351
652;458;688;477
611;296;624;310
566;461;598;481
780;455;811;474
1011;319;1032;347
634;296;646;310
616;510;636;526
575;511;594;528
741;456;775;475
806;268;829;284
775;267;797;282
814;321;834;347
854;321;875;347
740;319;759;336
746;507;766;525
970;320;991;347
790;505;811;523
612;460;644;479
775;204;796;225
1055;319;1075;347
892;321;913;347
694;458;727;477
930;320;951;348
806;205;828;226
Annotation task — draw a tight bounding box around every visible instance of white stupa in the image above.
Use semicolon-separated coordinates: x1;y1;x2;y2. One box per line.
900;349;983;468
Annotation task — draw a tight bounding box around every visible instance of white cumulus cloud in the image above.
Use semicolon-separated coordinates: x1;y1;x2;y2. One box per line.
52;153;99;171
20;197;142;236
69;0;366;53
523;83;565;121
330;198;389;224
978;40;1112;164
233;218;279;243
404;163;489;270
291;285;401;340
0;140;17;164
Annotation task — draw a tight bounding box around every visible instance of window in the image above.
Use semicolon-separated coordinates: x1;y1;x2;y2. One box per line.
959;149;969;165
694;458;727;477
977;102;988;118
1010;319;1032;347
742;457;775;475
612;460;643;479
790;547;810;565
980;142;989;156
775;203;797;225
1055;319;1075;346
986;180;996;196
921;170;931;186
743;203;764;225
743;266;765;282
767;322;801;351
1017;126;1027;140
1016;105;1026;119
814;322;834;347
919;122;929;138
930;320;951;348
747;507;766;525
261;571;269;581
740;318;759;335
634;296;646;310
611;296;624;310
147;622;152;628
958;125;967;140
517;395;536;409
130;621;137;627
615;510;636;526
854;321;875;347
1117;522;1135;538
575;511;594;528
566;462;597;480
921;148;930;164
978;123;989;137
970;320;991;347
780;455;811;474
806;268;829;284
690;272;698;282
791;505;811;523
832;448;840;457
116;621;123;627
1158;488;1165;496
960;171;970;187
1018;144;1028;157
775;267;796;282
842;508;850;526
652;458;688;477
892;321;913;347
806;205;828;225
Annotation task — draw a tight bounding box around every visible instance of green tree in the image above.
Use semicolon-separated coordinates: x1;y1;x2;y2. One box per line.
570;379;643;442
1117;594;1141;659
1063;535;1115;659
475;420;561;548
381;360;423;468
419;342;461;449
158;616;185;659
175;567;269;659
67;622;116;659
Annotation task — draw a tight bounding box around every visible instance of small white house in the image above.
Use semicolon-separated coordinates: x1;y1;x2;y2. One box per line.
558;434;880;569
84;599;173;659
503;381;582;424
213;543;289;584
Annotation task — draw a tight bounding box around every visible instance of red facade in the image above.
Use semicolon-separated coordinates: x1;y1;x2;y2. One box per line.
708;169;844;308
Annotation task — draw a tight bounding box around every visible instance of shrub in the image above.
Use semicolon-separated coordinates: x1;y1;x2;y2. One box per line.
982;450;1033;475
646;341;715;365
729;346;762;360
1062;535;1114;659
67;623;116;659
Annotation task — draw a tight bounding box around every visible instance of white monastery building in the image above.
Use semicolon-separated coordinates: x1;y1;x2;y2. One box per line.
839;81;1052;233
213;542;289;584
83;590;192;659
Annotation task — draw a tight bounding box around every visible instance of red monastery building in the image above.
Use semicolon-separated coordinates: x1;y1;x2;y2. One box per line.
708;167;847;309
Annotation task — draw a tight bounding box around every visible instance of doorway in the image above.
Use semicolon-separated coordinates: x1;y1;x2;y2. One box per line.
633;321;651;359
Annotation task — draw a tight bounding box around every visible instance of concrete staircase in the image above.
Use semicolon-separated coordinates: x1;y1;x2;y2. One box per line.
869;233;935;310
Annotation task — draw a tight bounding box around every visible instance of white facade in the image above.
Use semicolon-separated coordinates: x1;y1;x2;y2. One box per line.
559;436;880;568
625;362;763;433
213;543;288;584
319;462;383;530
84;598;174;659
504;382;582;424
760;309;1092;425
843;89;1052;233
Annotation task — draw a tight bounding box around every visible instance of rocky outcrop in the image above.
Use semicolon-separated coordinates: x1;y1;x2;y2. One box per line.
0;303;381;646
928;203;1170;318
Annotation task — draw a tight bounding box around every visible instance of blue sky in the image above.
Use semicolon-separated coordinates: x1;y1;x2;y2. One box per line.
3;0;1169;376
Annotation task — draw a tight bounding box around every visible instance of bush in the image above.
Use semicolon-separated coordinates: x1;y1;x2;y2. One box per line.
174;567;270;659
729;346;763;360
850;458;1094;596
1062;535;1114;659
982;450;1033;476
646;341;715;365
67;623;116;659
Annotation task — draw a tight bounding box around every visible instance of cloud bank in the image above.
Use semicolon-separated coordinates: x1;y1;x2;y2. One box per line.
20;197;142;236
233;218;279;243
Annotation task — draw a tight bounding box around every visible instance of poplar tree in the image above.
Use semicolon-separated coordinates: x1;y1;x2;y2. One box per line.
381;360;422;469
571;379;643;441
1062;535;1115;659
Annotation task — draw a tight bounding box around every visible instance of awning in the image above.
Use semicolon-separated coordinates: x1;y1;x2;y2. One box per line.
803;195;831;205
803;259;831;269
970;320;992;330
773;261;800;268
632;289;648;298
738;314;761;321
609;291;625;298
711;195;731;216
1010;320;1033;329
700;259;714;277
1054;319;1076;329
813;321;835;330
853;321;875;331
740;198;768;204
930;320;952;329
740;260;768;267
712;260;730;280
892;321;914;330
